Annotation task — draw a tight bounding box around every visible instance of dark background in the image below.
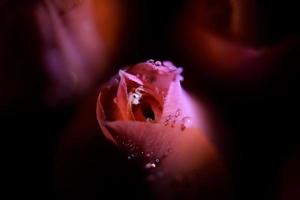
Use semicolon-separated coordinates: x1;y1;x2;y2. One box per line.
1;0;299;199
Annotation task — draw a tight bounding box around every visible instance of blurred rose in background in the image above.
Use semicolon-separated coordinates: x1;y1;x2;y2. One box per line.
176;0;300;87
0;0;128;107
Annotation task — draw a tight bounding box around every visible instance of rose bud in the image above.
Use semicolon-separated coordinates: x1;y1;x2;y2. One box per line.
97;60;229;199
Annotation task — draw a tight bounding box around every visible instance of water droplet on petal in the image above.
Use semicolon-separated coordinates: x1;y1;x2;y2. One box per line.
130;89;142;105
146;118;154;123
163;62;177;71
127;156;131;160
146;59;154;63
163;115;172;126
146;153;151;157
155;61;162;66
175;109;182;118
155;158;160;163
181;117;192;131
145;162;156;169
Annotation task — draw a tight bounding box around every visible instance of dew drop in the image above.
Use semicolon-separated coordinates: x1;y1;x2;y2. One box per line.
175;109;182;118
154;61;162;66
146;118;154;123
145;162;156;169
130;89;142;105
146;59;154;64
155;158;160;163
181;117;192;131
127;156;131;160
146;153;151;157
163;62;177;71
163;115;172;126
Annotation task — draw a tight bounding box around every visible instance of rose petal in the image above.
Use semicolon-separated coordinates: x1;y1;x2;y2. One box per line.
127;62;180;94
161;78;208;132
119;70;144;85
103;120;217;173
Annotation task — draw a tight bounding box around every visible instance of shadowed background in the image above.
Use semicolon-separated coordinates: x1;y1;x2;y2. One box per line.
1;0;299;199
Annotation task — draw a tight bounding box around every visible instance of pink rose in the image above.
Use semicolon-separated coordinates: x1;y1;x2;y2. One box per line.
97;60;228;199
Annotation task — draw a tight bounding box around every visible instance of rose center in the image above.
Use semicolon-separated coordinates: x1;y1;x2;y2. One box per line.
132;101;156;121
130;91;162;122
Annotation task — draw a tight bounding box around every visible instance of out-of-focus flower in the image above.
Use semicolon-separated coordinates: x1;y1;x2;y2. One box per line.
177;0;299;86
97;60;228;199
35;0;124;105
0;0;126;107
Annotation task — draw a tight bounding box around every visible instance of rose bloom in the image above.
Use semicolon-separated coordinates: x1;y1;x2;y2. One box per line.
97;60;228;199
